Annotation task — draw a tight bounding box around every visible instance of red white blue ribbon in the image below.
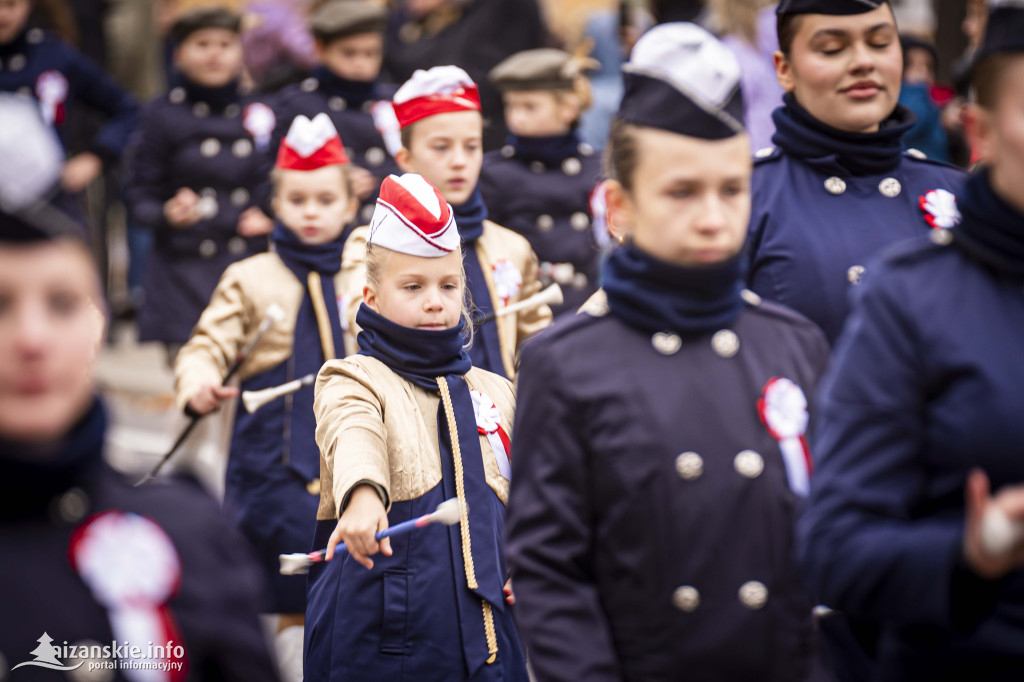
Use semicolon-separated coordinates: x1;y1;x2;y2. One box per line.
491;260;522;309
470;389;511;479
758;377;812;497
69;511;186;681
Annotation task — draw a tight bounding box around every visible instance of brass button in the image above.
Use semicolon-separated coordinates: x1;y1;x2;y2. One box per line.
230;188;250;207
847;265;865;285
365;146;386;166
879;177;902;198
824;177;847;195
301;78;318;92
754;146;774;159
741;289;762;306
673;586;700;612
652;332;682;356
734;450;764;479
562;158;582;176
930;229;953;246
536;214;554;232
711;329;739;358
169;87;185;104
228;237;247;255
570;212;590;231
739;581;769;610
329;96;347;111
500;144;515;158
675;452;704;481
232;139;253;158
200;138;221;158
306;478;322;495
198;239;217;259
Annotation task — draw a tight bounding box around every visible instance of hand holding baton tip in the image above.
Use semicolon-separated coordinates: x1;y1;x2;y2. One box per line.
279;497;464;575
473;283;563;327
136;304;287;486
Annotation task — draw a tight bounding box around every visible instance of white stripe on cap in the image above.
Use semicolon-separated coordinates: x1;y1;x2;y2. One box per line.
625;23;741;112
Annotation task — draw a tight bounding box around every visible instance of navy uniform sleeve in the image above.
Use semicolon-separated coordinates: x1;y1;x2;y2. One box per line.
123;103;171;230
62;43;139;163
797;265;965;627
506;339;624;681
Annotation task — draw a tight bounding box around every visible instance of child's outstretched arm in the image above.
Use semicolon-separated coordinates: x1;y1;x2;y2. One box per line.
314;359;394;569
175;264;253;414
326;484;393;570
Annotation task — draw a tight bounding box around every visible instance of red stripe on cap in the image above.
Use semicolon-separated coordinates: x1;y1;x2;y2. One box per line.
393;86;481;129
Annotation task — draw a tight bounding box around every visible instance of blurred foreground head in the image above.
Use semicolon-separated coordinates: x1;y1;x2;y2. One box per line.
0;95;105;446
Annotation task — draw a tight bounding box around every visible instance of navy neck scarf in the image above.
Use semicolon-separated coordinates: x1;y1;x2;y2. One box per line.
454;191;506;377
356;303;504;674
0;399;106;520
270;224;345;480
355;303;472;390
179;75;242;112
604;243;745;336
508;131;579;166
955;169;1024;278
772;93;915;176
311;66;378;108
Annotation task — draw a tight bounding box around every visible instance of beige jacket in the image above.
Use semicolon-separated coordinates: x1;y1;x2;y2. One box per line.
340;220;552;378
174;252;345;410
314;355;515;522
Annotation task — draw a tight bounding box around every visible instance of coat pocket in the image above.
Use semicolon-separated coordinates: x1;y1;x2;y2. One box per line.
380;569;410;654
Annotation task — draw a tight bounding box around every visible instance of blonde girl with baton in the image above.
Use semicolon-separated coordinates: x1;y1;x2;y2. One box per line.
174;113;357;680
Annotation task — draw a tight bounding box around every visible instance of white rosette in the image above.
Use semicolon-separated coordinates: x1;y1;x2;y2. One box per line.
491;260;522;309
70;511;183;682
759;377;812;497
920;189;961;229
35;70;68;125
243;102;276;153
470;390;511;479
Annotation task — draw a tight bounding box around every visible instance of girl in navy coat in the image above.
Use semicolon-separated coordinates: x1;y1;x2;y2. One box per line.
125;8;275;352
506;23;830;682
746;0;964;344
308;173;528;681
175;114;357;681
799;4;1024;679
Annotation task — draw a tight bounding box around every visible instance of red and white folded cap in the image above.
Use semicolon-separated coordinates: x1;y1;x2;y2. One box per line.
276;113;350;170
392;65;481;129
369;173;460;257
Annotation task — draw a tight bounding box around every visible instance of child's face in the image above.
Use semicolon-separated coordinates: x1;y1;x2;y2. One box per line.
0;0;30;44
396;111;483;206
608;127;752;268
318;32;384;83
503;90;579;137
174;27;243;88
0;240;105;445
365;250;464;330
273;166;357;245
903;47;934;85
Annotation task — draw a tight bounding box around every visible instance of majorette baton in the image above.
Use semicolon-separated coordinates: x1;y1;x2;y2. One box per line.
279;498;464;575
137;304;287;485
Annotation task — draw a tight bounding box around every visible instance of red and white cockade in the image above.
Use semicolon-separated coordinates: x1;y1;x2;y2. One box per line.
919;188;961;229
